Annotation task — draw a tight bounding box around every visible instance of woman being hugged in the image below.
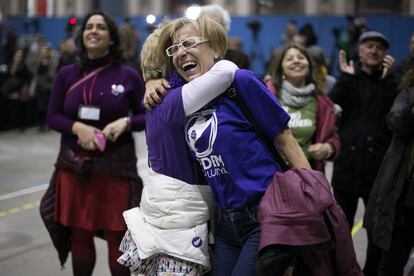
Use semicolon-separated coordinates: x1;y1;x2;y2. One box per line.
40;11;145;276
266;44;340;172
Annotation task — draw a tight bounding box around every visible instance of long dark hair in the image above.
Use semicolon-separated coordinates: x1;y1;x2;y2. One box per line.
400;63;414;90
75;11;123;71
271;44;318;92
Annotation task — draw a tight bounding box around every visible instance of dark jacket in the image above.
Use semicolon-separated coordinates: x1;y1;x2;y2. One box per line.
225;48;250;69
258;168;362;275
39;142;143;267
329;66;399;195
364;87;414;250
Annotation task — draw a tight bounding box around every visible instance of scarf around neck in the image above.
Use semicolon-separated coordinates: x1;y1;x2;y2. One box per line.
280;80;315;107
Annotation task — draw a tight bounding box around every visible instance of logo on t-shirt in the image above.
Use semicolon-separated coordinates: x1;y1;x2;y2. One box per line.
192;236;202;248
186;109;217;158
186;109;229;178
283;107;312;128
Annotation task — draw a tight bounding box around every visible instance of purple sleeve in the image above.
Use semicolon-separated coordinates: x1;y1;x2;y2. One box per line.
155;87;185;126
47;66;76;134
127;68;146;131
234;70;290;140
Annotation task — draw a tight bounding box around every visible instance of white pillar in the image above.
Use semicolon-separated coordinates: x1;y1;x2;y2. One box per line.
8;0;24;16
234;0;253;15
125;0;166;16
209;0;226;7
46;0;54;17
54;0;67;17
333;0;347;15
73;0;88;17
409;0;414;15
27;0;36;17
6;0;15;15
304;0;319;15
149;0;164;16
124;0;140;16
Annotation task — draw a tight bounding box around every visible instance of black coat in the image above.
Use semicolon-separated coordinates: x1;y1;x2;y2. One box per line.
329;66;399;195
364;87;414;250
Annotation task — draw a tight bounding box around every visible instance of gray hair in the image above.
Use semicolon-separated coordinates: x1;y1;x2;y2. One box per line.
200;4;231;32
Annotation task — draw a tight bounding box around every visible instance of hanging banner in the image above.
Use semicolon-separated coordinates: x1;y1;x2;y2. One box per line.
37;0;47;16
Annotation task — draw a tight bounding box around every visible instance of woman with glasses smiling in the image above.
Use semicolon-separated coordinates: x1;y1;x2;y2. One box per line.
118;20;239;275
166;37;210;57
137;16;311;276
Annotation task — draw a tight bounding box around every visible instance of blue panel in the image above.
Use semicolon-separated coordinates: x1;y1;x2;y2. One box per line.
4;15;414;77
101;0;124;16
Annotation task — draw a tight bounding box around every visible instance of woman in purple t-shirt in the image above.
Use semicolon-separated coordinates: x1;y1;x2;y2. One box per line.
142;16;311;276
118;21;239;275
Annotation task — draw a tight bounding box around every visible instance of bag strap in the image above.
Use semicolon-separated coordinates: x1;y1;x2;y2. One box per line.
227;86;288;171
65;63;111;96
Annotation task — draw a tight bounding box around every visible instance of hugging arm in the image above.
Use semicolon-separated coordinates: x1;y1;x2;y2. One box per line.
143;60;238;113
181;60;238;116
144;79;171;109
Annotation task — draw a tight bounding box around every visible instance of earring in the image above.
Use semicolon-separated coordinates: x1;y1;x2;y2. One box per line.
282;75;286;80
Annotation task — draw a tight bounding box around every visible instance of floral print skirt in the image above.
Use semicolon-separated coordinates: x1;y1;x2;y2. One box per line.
117;230;209;276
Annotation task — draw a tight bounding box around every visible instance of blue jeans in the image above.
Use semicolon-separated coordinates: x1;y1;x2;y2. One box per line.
214;205;261;276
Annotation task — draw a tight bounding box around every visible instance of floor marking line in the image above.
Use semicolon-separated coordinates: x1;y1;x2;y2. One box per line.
0;201;40;218
352;219;363;236
0;183;48;201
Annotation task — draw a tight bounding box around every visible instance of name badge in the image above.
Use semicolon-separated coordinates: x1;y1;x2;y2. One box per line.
78;105;100;121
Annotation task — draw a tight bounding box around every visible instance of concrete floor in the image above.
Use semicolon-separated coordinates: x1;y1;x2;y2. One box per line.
0;128;149;276
0;127;412;275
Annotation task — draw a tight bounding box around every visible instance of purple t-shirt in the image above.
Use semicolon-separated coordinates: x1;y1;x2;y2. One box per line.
184;70;290;210
47;55;145;151
146;84;204;185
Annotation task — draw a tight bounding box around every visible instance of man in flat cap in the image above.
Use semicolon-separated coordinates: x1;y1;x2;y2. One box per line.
329;30;399;276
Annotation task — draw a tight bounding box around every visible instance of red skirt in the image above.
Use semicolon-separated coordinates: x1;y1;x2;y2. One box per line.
55;169;129;232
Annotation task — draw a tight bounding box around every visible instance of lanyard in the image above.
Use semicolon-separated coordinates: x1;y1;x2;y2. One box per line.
66;63;111;97
82;72;98;105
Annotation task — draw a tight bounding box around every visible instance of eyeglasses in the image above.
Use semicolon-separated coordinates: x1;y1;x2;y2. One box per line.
165;37;209;57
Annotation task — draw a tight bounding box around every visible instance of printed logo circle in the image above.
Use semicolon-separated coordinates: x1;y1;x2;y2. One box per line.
185;109;217;158
192;236;202;248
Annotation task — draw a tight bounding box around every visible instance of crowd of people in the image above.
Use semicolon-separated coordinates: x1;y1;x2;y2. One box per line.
1;3;413;276
0;16;142;132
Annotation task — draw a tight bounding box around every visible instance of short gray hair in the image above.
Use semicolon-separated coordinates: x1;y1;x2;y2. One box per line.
200;4;231;32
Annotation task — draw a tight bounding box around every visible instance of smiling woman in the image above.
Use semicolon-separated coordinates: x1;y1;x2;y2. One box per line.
82;15;113;59
266;44;340;173
165;36;209;57
171;24;219;81
157;16;228;83
40;10;145;276
117;17;239;276
140;16;314;276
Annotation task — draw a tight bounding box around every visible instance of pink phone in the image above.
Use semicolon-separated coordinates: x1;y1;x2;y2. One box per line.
95;132;106;152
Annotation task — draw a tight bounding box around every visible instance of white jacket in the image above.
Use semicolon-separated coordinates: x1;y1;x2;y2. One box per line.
123;168;214;267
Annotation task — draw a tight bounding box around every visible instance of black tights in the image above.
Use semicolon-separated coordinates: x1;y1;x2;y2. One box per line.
71;228;130;276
